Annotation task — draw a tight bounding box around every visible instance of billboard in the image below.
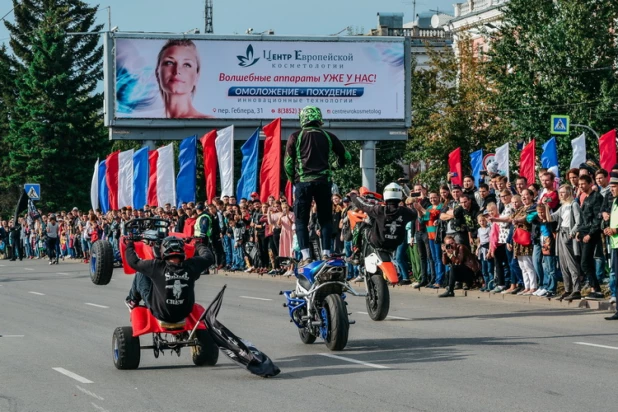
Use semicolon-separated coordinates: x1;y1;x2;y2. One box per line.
112;37;406;122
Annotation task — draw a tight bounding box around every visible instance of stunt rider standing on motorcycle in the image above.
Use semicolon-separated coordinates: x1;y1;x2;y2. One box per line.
125;237;215;323
349;183;418;284
284;106;351;266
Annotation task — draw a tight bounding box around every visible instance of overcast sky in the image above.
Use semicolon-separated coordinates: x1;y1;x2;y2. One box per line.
1;0;457;42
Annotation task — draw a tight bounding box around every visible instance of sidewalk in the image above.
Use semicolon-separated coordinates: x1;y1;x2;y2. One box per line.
214;269;617;312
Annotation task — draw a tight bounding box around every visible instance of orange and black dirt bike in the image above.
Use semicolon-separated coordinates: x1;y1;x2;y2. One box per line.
347;187;400;321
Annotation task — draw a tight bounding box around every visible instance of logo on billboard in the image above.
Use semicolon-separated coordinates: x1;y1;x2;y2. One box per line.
237;45;260;67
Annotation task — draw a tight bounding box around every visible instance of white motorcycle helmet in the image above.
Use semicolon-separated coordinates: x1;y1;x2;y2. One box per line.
383;183;403;202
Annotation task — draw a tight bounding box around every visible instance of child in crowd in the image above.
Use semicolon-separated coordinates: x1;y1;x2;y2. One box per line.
535;204;558;297
231;216;246;271
477;214;494;291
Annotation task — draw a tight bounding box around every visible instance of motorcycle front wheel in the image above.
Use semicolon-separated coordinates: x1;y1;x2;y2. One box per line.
365;274;390;321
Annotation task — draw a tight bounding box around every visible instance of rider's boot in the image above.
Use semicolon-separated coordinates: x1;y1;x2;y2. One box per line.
438;287;455;298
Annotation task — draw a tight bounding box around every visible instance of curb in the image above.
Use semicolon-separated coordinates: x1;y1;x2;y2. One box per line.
214;269;616;313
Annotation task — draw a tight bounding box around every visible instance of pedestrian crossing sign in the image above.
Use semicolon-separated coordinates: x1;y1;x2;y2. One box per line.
551;115;570;135
24;183;40;200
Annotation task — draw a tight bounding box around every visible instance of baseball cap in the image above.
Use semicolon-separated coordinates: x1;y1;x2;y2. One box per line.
250;192;259;197
72;207;78;211
452;185;462;190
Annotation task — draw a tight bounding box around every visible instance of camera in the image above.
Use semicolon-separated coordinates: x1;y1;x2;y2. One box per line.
410;192;421;198
445;244;453;250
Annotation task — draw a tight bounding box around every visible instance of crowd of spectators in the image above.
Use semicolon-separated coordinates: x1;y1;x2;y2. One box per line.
1;160;616;309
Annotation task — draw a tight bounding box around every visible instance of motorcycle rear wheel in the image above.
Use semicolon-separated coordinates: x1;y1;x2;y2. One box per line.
299;327;317;344
365;274;390;321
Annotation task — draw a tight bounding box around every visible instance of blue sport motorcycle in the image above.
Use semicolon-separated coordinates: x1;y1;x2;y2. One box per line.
280;256;366;351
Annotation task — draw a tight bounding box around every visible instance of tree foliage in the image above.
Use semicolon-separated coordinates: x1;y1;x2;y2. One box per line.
0;0;110;212
406;40;506;187
485;0;618;174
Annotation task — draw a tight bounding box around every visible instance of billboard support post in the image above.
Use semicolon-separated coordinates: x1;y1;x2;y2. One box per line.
360;140;376;191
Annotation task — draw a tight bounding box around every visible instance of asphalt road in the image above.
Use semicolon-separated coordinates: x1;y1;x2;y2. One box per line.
2;258;618;412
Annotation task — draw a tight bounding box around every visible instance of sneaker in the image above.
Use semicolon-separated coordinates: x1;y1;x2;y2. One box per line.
491;285;506;294
536;289;548;297
557;291;572;301
399;279;412;286
299;258;313;267
610;297;616;304
49;261;53;265
412;282;421;289
509;286;523;295
583;291;605;300
244;267;253;273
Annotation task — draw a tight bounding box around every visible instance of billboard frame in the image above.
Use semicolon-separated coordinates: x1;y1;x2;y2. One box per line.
104;32;411;141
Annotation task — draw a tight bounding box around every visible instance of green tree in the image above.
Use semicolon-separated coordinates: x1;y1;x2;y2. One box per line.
3;1;109;211
485;0;618;174
406;40;506;188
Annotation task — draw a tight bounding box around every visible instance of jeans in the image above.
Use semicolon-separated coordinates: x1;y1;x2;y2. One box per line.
222;235;233;266
533;243;544;288
294;181;333;252
232;244;245;270
394;242;410;281
541;256;557;293
415;231;433;284
344;240;358;279
506;247;522;286
610;249;618;298
595;256;606;283
429;239;445;285
480;257;495;289
129;272;155;313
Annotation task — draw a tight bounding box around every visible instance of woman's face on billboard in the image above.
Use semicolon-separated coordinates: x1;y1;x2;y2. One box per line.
158;45;199;95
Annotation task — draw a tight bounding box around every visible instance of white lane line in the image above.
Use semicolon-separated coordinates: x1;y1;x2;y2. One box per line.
239;296;273;301
574;342;618;351
75;385;104;401
91;402;110;412
56;272;70;275
84;303;109;309
357;311;410;320
24;268;34;271
28;291;45;296
52;367;93;384
318;353;389;369
0;264;5;267
0;335;25;338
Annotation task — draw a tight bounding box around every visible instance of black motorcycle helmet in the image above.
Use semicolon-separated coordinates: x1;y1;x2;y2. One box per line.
160;236;185;261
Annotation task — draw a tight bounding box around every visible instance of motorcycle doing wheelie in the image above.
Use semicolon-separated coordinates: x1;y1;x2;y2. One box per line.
347;189;401;321
280;256;366;351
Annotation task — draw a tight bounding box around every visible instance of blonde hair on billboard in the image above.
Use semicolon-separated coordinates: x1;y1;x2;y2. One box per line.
155;39;201;115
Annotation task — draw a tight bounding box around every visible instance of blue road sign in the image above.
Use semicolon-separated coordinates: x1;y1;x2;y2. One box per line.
551;115;570;135
24;183;40;200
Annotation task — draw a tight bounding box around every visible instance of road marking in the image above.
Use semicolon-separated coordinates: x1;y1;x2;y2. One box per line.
84;303;109;309
239;296;273;301
56;272;70;275
0;264;5;267
318;353;389;369
28;291;45;296
75;385;104;401
0;335;25;338
52;367;93;384
24;268;34;271
91;402;110;412
357;311;410;320
574;342;618;351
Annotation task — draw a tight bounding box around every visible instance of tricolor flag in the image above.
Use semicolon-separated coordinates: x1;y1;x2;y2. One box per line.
494;143;510;180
